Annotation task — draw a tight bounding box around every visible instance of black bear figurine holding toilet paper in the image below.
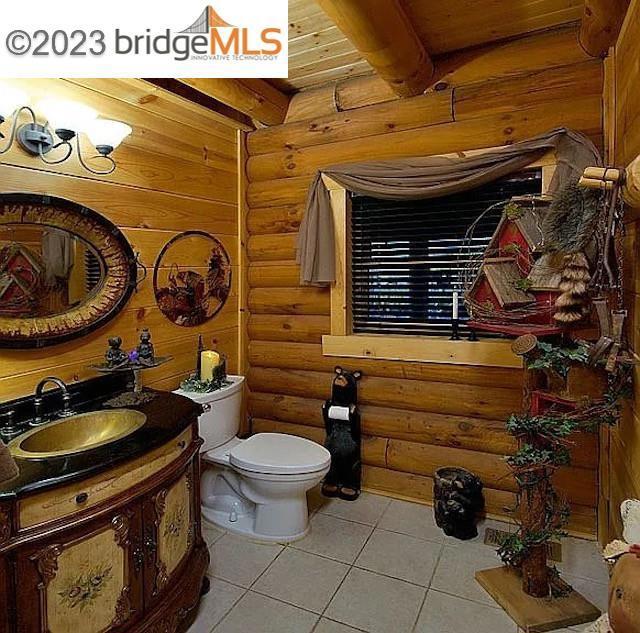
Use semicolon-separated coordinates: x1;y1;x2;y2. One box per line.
322;367;362;501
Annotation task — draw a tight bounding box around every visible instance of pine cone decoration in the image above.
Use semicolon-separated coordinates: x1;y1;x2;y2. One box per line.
553;252;591;323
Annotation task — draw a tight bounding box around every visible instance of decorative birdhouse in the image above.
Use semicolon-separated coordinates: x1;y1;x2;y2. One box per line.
485;198;548;273
0;243;43;316
467;257;535;313
466;198;563;332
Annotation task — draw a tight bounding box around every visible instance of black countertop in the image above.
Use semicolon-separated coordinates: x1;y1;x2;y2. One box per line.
0;388;201;501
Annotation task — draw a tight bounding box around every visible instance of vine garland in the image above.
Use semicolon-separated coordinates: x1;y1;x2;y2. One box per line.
497;340;632;580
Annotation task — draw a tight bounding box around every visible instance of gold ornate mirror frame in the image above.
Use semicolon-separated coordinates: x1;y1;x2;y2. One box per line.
0;193;137;348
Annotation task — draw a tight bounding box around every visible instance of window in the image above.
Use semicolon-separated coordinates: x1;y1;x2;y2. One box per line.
349;170;543;337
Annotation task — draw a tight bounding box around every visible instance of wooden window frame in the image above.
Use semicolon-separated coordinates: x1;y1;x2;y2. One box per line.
321;150;558;369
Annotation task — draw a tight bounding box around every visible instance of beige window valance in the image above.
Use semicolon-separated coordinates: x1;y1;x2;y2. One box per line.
296;128;602;286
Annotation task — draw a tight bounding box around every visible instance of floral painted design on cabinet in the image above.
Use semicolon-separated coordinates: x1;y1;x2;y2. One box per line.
153;471;193;596
31;514;133;633
57;563;114;611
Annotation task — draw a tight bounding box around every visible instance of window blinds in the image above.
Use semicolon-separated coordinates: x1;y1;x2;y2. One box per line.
350;170;543;336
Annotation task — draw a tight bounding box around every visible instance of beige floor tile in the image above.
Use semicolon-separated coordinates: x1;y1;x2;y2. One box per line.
377;499;445;543
314;619;366;633
213;591;318;633
431;541;502;606
209;533;283;588
558;538;608;583
325;567;426;633
354;529;441;586
446;517;519;547
188;578;245;633
253;548;349;613
564;574;609;612
415;590;515;633
318;492;391;526
202;521;226;549
292;513;373;563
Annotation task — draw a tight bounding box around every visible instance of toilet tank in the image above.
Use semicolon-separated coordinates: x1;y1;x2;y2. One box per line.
174;375;245;452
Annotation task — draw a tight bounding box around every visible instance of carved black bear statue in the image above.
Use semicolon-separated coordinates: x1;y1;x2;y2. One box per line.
322;367;362;501
434;467;485;540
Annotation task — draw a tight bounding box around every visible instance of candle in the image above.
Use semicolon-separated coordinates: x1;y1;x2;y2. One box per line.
200;350;220;382
452;291;459;320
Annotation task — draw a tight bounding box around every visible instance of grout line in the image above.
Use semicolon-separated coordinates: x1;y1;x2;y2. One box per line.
428;587;502;609
350;563;436;591
247;544;288;590
315;515;379;624
244;587;326;617
410;540;447;633
209;584;249;633
372;525;446;546
205;580;248;633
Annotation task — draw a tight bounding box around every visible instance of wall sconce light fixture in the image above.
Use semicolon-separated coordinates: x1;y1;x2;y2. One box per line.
0;83;132;175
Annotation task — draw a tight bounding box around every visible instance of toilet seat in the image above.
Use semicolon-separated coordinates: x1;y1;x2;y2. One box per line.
203;437;243;467
229;433;331;475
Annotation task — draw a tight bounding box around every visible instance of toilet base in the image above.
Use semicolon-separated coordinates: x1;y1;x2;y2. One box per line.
202;506;310;543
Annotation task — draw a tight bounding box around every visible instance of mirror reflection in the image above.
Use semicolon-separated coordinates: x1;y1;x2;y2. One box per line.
0;224;105;318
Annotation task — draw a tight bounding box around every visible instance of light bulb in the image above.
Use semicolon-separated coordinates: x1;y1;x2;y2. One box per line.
37;99;98;134
86;119;132;153
0;83;28;120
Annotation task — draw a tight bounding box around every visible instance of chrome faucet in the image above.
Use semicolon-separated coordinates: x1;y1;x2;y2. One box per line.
31;377;75;427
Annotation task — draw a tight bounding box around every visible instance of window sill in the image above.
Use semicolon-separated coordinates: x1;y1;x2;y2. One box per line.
322;334;522;368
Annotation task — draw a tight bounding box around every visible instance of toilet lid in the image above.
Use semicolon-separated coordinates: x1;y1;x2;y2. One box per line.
229;433;331;475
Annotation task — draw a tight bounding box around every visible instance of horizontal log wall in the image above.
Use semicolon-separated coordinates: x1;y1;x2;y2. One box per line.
246;27;604;536
0;79;242;399
606;0;640;541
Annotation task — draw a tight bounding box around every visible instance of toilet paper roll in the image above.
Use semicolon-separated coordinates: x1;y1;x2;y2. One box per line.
328;405;350;421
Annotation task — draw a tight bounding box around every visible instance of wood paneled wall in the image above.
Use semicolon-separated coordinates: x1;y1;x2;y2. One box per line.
246;26;604;536
605;0;640;540
0;79;242;400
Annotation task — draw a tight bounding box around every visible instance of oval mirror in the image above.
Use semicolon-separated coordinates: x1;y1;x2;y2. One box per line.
0;193;137;348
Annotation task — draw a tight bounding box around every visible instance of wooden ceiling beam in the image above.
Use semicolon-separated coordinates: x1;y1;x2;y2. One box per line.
178;78;289;126
315;0;434;97
579;0;630;57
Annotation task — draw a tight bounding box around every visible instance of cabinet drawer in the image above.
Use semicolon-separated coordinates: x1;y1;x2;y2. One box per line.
18;426;194;530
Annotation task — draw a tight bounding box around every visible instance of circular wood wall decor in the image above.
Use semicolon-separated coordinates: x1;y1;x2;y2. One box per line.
0;193;137;349
153;231;232;327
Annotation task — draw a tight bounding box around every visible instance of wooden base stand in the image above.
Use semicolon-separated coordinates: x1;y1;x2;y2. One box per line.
476;567;601;632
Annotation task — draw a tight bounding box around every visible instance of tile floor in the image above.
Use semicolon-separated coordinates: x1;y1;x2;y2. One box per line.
189;490;609;633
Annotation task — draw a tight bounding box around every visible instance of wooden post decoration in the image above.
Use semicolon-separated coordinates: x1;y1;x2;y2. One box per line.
579;158;640;207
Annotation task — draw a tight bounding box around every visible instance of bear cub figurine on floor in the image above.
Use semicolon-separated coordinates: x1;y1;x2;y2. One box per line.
322;367;362;501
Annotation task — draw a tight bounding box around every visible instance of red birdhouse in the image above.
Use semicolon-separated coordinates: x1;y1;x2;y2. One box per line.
0;243;43;316
466;199;562;332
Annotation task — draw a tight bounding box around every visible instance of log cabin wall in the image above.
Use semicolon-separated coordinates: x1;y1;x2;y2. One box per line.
606;0;640;540
246;26;604;536
0;79;243;400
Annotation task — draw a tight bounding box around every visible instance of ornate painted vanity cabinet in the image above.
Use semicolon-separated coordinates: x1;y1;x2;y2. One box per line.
0;419;208;633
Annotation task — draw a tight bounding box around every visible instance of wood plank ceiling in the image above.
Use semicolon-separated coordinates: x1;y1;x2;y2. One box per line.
275;0;585;93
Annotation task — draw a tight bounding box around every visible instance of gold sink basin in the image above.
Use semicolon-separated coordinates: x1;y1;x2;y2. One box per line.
9;409;147;459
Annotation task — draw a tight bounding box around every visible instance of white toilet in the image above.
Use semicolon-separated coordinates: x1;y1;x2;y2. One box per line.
175;376;331;543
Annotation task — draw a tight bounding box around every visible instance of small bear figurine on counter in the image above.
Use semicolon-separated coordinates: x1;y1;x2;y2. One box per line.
105;336;129;369
137;328;156;367
322;366;362;501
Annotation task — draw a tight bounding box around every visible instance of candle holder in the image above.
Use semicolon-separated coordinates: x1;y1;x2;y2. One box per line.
180;356;230;393
449;318;461;341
